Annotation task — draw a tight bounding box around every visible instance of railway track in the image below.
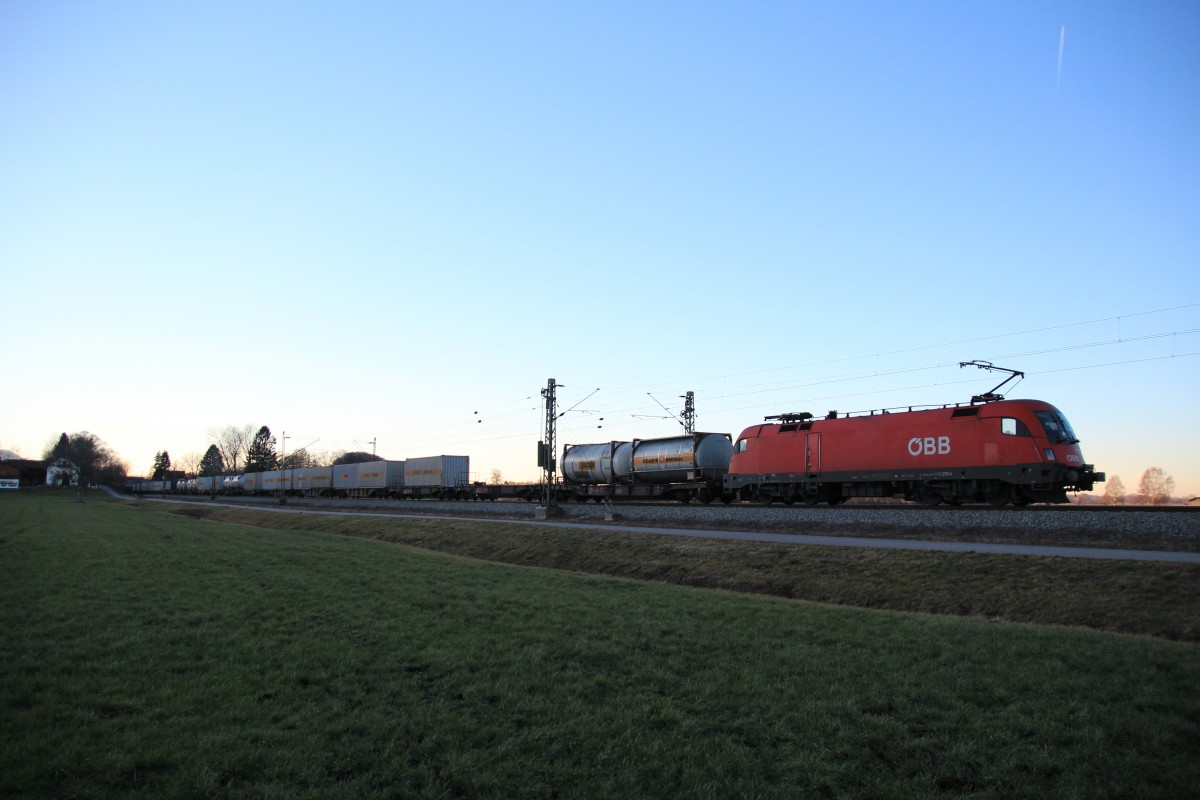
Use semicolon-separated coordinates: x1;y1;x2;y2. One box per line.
536;499;1199;513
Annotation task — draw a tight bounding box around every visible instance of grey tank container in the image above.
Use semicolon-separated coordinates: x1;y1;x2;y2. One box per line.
561;442;629;484
619;432;733;484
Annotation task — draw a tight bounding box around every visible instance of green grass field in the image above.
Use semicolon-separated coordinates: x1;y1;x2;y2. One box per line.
3;489;1198;798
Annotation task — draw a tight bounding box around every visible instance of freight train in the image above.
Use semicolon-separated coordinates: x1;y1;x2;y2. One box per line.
129;375;1105;506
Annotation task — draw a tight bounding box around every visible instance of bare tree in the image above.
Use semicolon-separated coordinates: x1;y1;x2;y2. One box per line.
176;451;204;478
1138;467;1175;505
279;448;320;470
1103;475;1125;505
309;450;335;467
490;468;503;485
210;424;254;473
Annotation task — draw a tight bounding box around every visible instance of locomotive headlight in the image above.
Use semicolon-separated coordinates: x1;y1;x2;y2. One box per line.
1044;449;1056;461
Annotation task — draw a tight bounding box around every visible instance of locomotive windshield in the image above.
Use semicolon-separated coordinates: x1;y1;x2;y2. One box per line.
1034;410;1079;445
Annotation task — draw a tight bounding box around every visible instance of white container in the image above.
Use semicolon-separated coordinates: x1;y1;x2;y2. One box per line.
310;466;333;493
288;468;312;492
332;463;359;490
261;470;285;493
356;461;405;490
404;455;470;487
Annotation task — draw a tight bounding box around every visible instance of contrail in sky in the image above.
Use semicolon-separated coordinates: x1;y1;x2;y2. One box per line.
1057;25;1066;89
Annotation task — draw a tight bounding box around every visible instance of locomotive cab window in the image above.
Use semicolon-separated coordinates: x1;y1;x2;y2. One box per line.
1001;418;1032;437
734;438;750;454
1035;410;1080;444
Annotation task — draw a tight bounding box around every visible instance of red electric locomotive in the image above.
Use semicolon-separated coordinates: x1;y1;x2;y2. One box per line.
724;365;1104;506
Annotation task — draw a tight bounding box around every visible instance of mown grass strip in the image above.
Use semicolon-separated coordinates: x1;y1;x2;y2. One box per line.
162;500;1200;642
3;489;1198;799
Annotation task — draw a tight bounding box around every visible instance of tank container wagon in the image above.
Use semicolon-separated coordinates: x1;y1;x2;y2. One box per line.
560;432;734;503
725;398;1104;506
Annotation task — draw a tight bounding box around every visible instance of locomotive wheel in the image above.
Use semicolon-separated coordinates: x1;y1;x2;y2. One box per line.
986;485;1011;507
918;489;943;507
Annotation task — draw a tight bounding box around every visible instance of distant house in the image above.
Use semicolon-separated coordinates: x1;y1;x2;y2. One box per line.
0;458;49;488
0;462;19;489
46;460;78;487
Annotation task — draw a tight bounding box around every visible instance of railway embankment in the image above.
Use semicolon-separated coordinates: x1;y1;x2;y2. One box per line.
152;494;1200;553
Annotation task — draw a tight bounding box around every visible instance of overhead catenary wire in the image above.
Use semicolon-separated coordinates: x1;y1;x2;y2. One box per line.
294;302;1198;461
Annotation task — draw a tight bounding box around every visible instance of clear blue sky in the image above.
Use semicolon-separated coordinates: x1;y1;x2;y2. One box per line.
2;1;1197;495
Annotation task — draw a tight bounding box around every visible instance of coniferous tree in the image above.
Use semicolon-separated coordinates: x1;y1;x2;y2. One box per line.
199;445;225;477
50;432;70;461
151;451;172;480
245;426;278;472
